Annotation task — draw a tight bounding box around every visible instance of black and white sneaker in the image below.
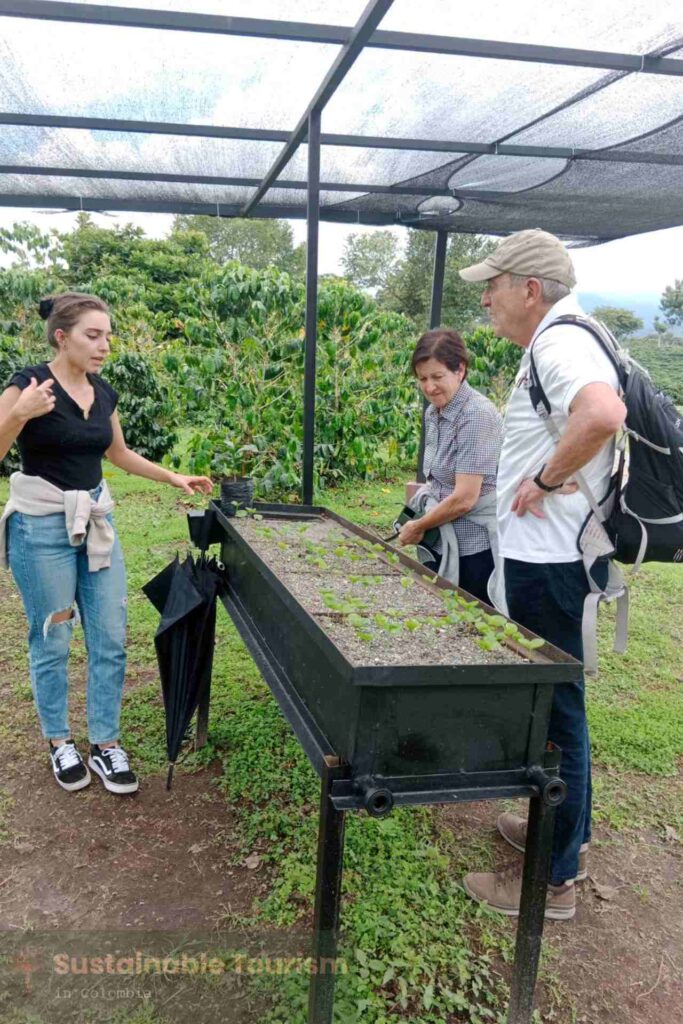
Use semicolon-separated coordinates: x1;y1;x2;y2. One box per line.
88;744;139;794
49;740;91;791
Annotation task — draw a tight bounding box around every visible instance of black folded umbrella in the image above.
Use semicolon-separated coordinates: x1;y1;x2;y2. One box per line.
143;552;225;789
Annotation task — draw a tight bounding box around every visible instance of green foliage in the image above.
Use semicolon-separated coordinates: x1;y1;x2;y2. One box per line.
0;220;62;269
660;277;683;328
0;218;518;497
0;335;26;475
172;215;306;275
592;305;643;340
626;337;683;404
186;433;259;479
341;230;400;291
174;272;420;495
464;326;519;407
102;351;178;461
379;230;495;332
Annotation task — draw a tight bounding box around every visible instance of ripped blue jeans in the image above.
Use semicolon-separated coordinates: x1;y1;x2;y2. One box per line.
7;498;127;745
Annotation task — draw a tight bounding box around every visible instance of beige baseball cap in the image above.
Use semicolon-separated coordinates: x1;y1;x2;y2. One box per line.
459;228;576;289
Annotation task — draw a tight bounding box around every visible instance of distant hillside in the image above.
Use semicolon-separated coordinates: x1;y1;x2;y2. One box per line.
577;292;671;335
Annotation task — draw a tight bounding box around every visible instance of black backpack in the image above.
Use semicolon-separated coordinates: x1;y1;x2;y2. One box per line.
530;314;683;566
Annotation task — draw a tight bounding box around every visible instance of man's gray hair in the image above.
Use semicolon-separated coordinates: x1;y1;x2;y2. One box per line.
508;272;571;305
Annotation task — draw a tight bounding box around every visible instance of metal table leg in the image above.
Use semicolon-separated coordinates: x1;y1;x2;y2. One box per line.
507;794;556;1024
308;756;349;1024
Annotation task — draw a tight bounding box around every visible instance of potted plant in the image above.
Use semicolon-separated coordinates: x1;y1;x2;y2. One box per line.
187;431;259;516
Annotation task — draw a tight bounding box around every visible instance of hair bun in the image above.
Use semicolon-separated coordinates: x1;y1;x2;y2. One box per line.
38;297;54;320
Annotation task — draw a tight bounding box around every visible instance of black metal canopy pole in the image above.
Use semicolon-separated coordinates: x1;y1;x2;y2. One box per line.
303;108;321;506
416;229;448;483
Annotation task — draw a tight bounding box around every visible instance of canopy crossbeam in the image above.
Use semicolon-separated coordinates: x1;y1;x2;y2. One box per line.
2;2;681;76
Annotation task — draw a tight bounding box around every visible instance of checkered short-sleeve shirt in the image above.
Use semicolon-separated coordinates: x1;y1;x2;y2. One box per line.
422;381;503;556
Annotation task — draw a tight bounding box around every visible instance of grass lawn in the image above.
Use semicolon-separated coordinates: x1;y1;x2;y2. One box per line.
0;465;680;1024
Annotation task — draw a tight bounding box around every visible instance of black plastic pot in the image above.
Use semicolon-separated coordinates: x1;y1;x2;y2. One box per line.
219;477;254;516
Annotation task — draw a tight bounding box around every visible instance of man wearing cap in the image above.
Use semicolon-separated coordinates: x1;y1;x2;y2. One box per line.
458;228;626;920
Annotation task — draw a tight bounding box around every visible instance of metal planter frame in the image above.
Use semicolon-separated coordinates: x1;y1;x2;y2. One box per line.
189;500;579;1024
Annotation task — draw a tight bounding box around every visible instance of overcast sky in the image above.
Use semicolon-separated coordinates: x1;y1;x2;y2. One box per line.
0;207;680;301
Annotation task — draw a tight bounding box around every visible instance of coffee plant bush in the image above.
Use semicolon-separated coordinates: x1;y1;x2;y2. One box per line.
0;335;25;474
0;219;518;495
101;351;178;462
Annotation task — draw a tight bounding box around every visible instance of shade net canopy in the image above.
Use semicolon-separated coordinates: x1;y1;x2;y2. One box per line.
0;0;681;242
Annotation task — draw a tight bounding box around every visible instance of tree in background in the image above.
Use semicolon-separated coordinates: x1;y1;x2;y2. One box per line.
660;279;683;329
591;305;644;341
341;230;400;292
172;215;305;275
342;229;495;333
0;221;62;270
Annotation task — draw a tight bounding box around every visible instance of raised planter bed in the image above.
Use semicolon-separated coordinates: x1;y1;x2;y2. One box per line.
189;500;581;1024
208;501;580;815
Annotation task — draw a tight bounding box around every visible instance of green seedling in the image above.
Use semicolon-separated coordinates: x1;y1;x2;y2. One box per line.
305;556;327;569
400;577;412;589
404;619;421;632
478;634;502;652
519;637;545;650
485;614;507;628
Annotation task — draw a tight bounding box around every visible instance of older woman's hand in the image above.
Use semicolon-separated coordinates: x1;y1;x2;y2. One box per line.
169;472;213;496
398;520;425;546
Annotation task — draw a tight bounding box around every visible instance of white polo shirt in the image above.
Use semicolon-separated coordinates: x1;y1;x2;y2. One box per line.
497;295;620;563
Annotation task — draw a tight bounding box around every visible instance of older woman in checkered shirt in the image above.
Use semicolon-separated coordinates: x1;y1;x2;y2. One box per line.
398;329;503;603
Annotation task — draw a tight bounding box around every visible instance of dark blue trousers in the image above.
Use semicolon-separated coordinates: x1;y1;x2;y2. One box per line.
505;557;606;885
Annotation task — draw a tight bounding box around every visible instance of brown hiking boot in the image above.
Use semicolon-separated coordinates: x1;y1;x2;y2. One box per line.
462;863;576;920
497;811;589;882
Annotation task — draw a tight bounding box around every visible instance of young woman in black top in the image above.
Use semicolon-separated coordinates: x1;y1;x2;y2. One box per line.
0;292;212;794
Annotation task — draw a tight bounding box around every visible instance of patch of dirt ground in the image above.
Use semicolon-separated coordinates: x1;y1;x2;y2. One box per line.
438;797;683;1024
0;586;297;1024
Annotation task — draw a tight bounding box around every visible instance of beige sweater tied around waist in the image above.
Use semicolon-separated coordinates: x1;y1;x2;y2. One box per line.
0;472;115;572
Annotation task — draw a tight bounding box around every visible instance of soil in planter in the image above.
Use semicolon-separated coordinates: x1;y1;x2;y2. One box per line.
233;516;529;667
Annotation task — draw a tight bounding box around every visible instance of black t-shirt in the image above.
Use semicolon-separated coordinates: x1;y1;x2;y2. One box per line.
9;363;118;491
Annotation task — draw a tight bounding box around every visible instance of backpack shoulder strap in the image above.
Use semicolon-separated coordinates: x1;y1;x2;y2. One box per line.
536;314;627;381
528;319;600;520
526;314;629;674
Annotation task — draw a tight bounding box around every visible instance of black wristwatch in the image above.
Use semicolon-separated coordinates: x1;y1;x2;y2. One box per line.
533;465;564;492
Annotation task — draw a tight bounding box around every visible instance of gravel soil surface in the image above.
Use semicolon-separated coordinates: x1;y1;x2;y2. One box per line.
233;515;527;667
